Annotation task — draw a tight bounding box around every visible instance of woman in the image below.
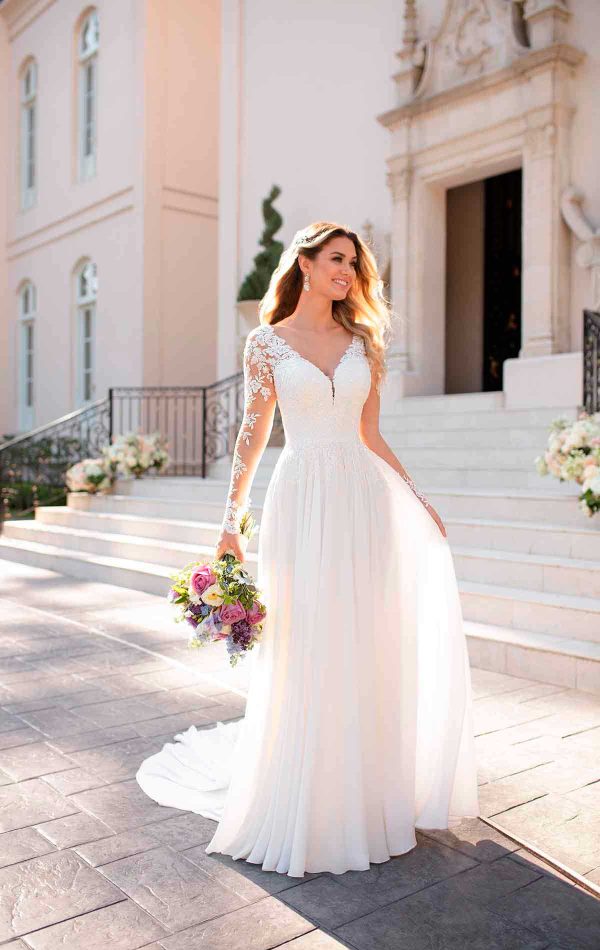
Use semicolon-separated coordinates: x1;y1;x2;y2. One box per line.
137;221;480;877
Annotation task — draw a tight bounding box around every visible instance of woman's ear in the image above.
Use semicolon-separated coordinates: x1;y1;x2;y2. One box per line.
297;253;308;278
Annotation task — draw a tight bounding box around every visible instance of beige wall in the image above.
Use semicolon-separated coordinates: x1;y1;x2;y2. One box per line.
568;0;600;349
0;0;220;435
142;0;220;388
219;0;402;378
0;14;9;437
445;181;484;395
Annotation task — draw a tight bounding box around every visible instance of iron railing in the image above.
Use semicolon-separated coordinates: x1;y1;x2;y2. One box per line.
0;397;111;486
584;309;600;414
109;377;284;477
0;371;285;529
0;397;111;532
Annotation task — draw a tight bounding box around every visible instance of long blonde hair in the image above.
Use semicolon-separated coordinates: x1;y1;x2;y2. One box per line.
258;221;392;392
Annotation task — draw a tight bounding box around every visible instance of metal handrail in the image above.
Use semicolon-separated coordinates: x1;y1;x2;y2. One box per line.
0;397;109;452
0;371;284;529
583;309;600;414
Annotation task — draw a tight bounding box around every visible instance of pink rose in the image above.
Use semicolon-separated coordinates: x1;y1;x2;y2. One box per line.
247;602;266;624
190;565;216;597
219;601;246;624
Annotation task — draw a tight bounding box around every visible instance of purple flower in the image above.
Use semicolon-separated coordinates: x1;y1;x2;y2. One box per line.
226;639;244;655
231;619;253;647
167;588;179;603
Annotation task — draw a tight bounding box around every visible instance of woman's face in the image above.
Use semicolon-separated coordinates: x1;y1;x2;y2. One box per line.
302;236;357;300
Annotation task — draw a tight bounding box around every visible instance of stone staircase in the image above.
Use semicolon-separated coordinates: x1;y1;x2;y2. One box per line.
2;392;600;692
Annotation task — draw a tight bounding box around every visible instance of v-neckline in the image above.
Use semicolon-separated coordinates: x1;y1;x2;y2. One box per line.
267;324;357;384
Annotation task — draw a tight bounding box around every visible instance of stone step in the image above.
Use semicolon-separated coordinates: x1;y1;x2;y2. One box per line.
2;526;599;694
464;621;600;694
67;484;590;527
382;427;558;449
206;459;575;490
36;506;600;563
389;446;547;469
209;452;548;482
7;519;598;598
36;507;225;548
446;517;600;561
460;581;600;643
0;536;178;596
382;392;506;414
381;402;575;427
453;546;600;598
2;530;598;643
1;520;250;568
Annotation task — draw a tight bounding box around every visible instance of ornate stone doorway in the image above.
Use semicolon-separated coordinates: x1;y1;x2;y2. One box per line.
378;0;584;403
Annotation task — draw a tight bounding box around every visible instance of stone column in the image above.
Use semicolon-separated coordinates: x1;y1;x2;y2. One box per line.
382;161;412;406
521;116;571;356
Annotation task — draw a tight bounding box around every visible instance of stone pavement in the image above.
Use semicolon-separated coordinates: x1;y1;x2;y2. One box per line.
0;561;599;949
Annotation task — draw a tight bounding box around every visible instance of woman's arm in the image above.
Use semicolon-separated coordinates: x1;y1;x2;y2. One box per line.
358;371;447;538
215;328;277;561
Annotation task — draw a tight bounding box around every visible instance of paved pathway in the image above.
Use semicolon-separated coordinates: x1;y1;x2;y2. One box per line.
0;560;599;949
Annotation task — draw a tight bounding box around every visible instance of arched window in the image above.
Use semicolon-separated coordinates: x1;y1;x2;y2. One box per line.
78;10;99;180
76;260;97;405
20;60;37;210
18;281;36;430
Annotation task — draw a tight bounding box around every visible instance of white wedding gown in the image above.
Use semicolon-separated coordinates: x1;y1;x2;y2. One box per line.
136;322;480;877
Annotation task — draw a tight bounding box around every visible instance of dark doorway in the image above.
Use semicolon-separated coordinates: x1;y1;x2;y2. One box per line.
483;169;522;391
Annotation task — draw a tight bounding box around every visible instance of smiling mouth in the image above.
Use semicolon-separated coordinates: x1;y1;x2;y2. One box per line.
333;279;348;287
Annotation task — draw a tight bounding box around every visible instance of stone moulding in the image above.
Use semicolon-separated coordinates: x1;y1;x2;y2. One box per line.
411;0;531;102
378;42;585;129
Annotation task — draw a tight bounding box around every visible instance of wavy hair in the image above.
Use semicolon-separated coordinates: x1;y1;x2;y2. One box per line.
258;221;392;392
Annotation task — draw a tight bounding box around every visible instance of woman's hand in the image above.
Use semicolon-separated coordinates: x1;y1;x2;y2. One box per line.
215;529;247;563
426;504;447;538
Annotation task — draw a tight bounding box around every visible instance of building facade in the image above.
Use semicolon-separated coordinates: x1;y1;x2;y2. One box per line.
0;0;220;436
1;0;599;437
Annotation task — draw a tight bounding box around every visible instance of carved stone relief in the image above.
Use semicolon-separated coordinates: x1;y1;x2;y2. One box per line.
413;0;530;100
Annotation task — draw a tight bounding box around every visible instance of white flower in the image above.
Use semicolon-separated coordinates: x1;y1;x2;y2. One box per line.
200;583;224;606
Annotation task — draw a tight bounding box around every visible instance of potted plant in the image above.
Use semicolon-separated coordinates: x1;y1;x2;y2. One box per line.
236;184;284;347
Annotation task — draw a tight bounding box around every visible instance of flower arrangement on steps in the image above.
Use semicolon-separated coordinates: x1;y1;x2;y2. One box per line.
535;411;600;517
65;432;170;495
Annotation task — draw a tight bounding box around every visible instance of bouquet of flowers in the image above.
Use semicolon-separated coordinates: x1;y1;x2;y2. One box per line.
535;411;600;517
167;512;266;665
103;432;170;479
65;458;112;494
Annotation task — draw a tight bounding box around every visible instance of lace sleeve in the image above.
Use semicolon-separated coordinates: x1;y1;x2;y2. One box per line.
220;327;277;534
400;472;431;509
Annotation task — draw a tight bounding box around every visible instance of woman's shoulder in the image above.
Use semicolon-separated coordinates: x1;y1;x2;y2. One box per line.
246;323;274;345
244;324;276;367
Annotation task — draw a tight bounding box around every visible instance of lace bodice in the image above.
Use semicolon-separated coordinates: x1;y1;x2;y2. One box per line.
220;323;429;534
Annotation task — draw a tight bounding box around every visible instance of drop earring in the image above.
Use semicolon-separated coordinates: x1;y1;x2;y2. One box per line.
303;272;311;292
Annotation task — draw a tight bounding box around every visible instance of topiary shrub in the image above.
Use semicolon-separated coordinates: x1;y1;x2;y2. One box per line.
237;185;284;302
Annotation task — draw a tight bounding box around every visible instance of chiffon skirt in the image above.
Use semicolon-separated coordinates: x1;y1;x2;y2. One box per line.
136;439;480;877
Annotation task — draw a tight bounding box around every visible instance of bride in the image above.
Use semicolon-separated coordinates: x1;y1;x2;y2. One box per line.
136;221;480;877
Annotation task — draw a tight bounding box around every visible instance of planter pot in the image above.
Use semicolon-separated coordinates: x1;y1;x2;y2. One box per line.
236;300;261;365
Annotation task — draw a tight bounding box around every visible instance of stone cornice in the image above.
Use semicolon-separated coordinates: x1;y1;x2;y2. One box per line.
378;43;585;129
0;0;58;40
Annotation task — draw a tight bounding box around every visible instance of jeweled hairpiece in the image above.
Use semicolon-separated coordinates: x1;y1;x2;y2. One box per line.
293;231;310;252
